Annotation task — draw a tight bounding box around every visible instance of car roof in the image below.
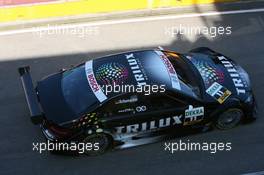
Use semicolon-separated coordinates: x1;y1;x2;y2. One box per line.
86;50;182;96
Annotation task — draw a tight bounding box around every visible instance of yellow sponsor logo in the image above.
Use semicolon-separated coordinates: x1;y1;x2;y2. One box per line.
217;89;231;104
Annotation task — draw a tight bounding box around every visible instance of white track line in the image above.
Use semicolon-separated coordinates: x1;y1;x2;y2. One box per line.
241;171;264;175
1;8;264;36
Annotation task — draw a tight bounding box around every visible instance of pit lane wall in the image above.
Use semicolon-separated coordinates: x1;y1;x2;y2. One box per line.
0;0;237;23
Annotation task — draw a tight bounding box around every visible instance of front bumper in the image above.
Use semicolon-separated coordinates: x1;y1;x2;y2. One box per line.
243;92;258;120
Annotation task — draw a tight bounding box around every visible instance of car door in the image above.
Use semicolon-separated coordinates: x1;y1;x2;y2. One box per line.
137;93;187;129
100;92;205;135
99;93;153;134
138;91;206;128
100;92;185;135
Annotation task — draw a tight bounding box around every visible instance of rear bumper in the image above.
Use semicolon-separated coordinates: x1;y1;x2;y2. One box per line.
18;66;44;125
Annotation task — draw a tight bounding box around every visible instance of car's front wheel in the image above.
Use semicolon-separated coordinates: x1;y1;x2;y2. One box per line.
82;133;112;156
214;108;243;130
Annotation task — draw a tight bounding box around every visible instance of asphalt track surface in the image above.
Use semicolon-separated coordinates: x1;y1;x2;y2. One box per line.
0;6;264;175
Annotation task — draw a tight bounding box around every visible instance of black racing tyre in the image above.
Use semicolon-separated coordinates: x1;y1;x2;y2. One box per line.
82;133;112;156
214;108;243;130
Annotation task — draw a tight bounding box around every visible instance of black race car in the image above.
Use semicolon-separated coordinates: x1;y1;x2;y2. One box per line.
18;47;257;155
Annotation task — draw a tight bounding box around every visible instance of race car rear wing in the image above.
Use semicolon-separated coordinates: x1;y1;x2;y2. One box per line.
18;66;44;125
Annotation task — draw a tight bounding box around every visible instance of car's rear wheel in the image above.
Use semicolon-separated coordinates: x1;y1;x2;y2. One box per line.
82;133;112;156
214;108;243;130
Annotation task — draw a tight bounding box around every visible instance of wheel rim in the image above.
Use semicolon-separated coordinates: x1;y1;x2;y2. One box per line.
83;134;109;155
217;109;243;129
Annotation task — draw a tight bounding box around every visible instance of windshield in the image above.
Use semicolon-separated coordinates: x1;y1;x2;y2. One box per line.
162;51;201;97
61;65;98;115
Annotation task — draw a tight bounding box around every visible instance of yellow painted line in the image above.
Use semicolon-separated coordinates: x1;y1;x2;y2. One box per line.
151;0;237;8
0;0;237;23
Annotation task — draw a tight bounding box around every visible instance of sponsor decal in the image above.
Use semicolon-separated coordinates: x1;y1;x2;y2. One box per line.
85;61;107;102
155;50;181;90
184;105;204;125
206;82;232;104
115;95;138;104
95;62;129;85
191;59;225;88
72;112;100;129
118;108;135;113
115;115;183;134
125;53;147;86
135;105;147;112
217;56;246;95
